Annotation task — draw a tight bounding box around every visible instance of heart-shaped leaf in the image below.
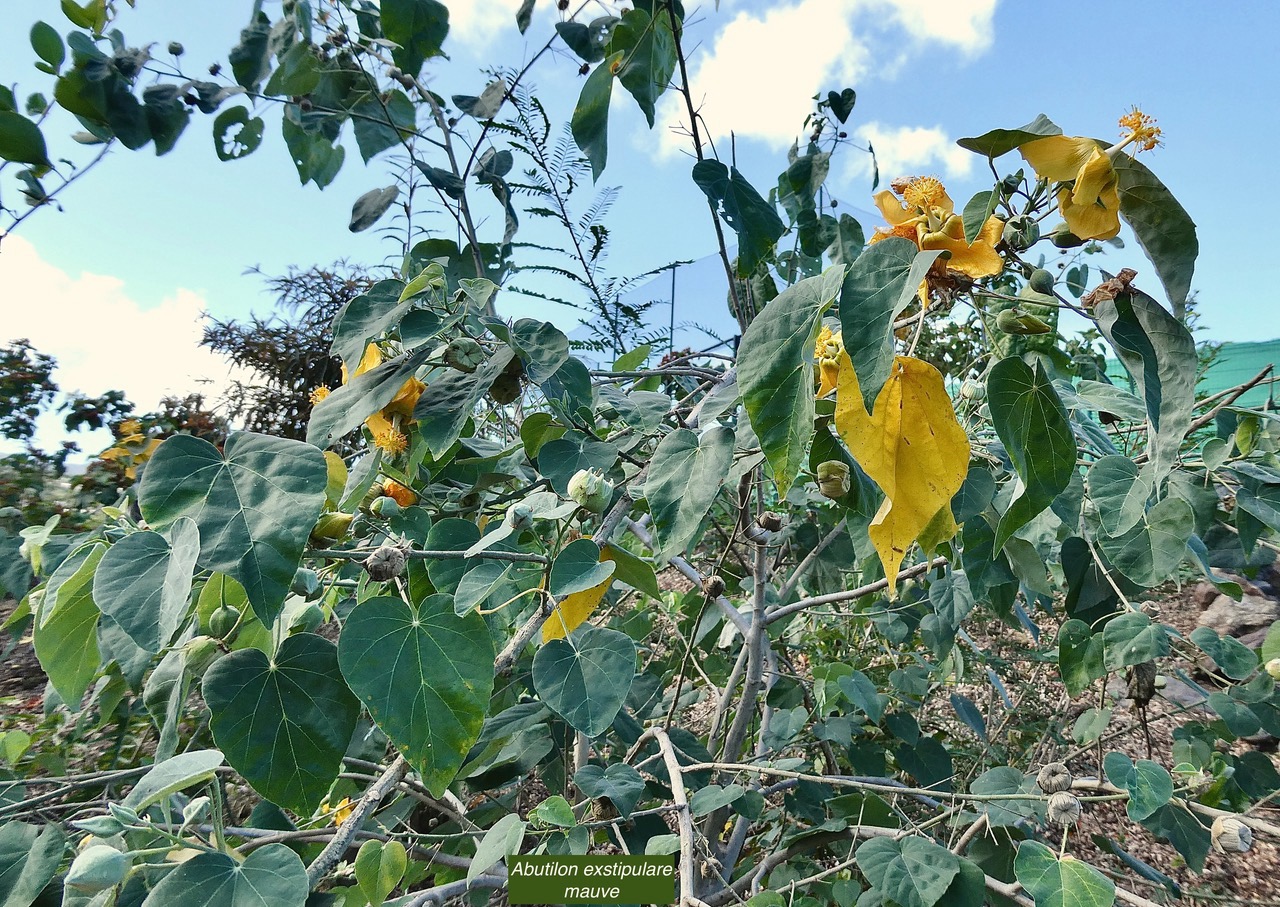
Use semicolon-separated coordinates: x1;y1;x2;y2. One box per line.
339;595;495;797
93;518;199;654
550;539;615;598
646;425;735;560
141;843;307;907
204;633;360;813
826;88;856;123
139;432;327;628
533;625;635;737
574;763;646;819
1014;840;1114;907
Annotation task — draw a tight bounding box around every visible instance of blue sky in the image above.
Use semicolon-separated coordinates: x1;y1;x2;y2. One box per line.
1;0;1276;446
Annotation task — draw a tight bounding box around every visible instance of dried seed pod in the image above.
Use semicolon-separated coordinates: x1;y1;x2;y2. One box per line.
1126;660;1157;707
1046;791;1081;826
703;575;726;598
1211;815;1253;854
364;544;407;582
757;512;783;533
1036;762;1073;794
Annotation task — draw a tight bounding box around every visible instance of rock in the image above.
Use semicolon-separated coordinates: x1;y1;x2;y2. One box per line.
1192;581;1221;609
1198;593;1280;639
1238;626;1271;651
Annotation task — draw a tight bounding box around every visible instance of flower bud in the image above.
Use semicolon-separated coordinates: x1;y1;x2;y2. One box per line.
816;460;850;500
1036;762;1073;794
1267;658;1280;681
490;372;522;405
182;636;221;676
167;42;185;56
364;545;407;582
996;308;1053;335
309;512;354;548
291;567;320;598
702;575;726;598
1046;791;1081;826
1211;815;1253;854
1028;268;1055;294
445;337;485;373
567;468;613;514
1001;215;1040;251
505;502;535;531
1050;225;1085;249
208;604;240;641
370;495;402;518
381;479;418;507
959;378;985;401
66;845;129;893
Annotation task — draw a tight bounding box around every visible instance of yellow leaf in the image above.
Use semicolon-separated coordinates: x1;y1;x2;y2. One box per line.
835;354;969;597
542;549;616;643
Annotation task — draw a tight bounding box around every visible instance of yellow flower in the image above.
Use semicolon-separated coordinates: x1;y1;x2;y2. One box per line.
320;797;354;825
1019;107;1163;241
116;419;142;439
342;343;427;446
309;385;331;405
374;428;408;455
381;479;418;507
869;175;1004;282
815;325;843;398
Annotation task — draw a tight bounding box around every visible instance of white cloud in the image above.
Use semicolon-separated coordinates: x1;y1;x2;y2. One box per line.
849;121;974;183
0;235;240;445
655;0;998;154
449;0;529;50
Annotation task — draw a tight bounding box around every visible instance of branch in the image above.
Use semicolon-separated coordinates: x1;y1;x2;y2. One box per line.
652;728;704;907
765;558;947;625
305;756;408;887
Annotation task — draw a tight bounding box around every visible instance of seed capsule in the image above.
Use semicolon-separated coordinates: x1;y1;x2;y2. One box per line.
567;468;613;514
703;575;726;598
364;544;407;582
1036;762;1073;794
816;460;850;500
1211;816;1253;854
1046;791;1081;826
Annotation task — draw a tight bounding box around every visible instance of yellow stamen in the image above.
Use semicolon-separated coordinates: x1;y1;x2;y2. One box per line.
309;385;331;405
116;419;142;438
1118;106;1162;152
374;428;408;455
902;176;946;211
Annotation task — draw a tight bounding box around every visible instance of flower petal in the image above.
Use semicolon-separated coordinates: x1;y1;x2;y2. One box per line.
874;190;919;226
1020;135;1102;183
919;215;1004;279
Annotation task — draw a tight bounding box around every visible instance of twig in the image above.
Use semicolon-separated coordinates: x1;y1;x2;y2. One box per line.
653;728;703;907
404;874;506;907
764;558;947;625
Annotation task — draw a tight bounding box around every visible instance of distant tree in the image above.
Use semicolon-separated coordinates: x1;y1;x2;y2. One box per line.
201;264;372;440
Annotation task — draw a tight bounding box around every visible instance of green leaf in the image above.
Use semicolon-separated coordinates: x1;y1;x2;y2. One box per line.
424;519;481;594
30;22;65;70
1072;707;1111;744
838;238;937;408
1102;611;1170;671
645;425;734;559
1113;154;1198;312
528;795;575;827
469;813;526;882
203;633;359;813
574;763;646;819
516;0;535;33
414;346;518;457
124;749;225;811
227;13;271;89
213;106;265;161
143;83;191;155
0;821;66;907
689;784;744;817
93;519;198;655
827;88;856;123
264;42;320;97
556;17;617;63
533;625;635;737
354;840;407;907
1058;618;1105;697
692;160;787;276
538;431;619;494
837;670;888;724
601;543;660;599
607;9;675;128
139;432;328;628
956;114;1062;158
856;836;959;907
1096;495;1193;588
571;52;618;181
550;539;615;598
970;767;1042;826
33;544;103;708
1190;626;1258;681
308;348;430;447
825;213;865;267
1142;804;1210;872
1095;289;1196;484
737;266;844;497
0;112;51;168
1086;456;1152;537
961;189;997;244
381;0;450;76
510;318;570;384
352;90;417;163
328;279;410;367
987;357;1076;549
1013;840;1115;907
349;185;400;232
282;116;344;188
339;595;494;797
1103;752;1173;821
140;844;307;907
